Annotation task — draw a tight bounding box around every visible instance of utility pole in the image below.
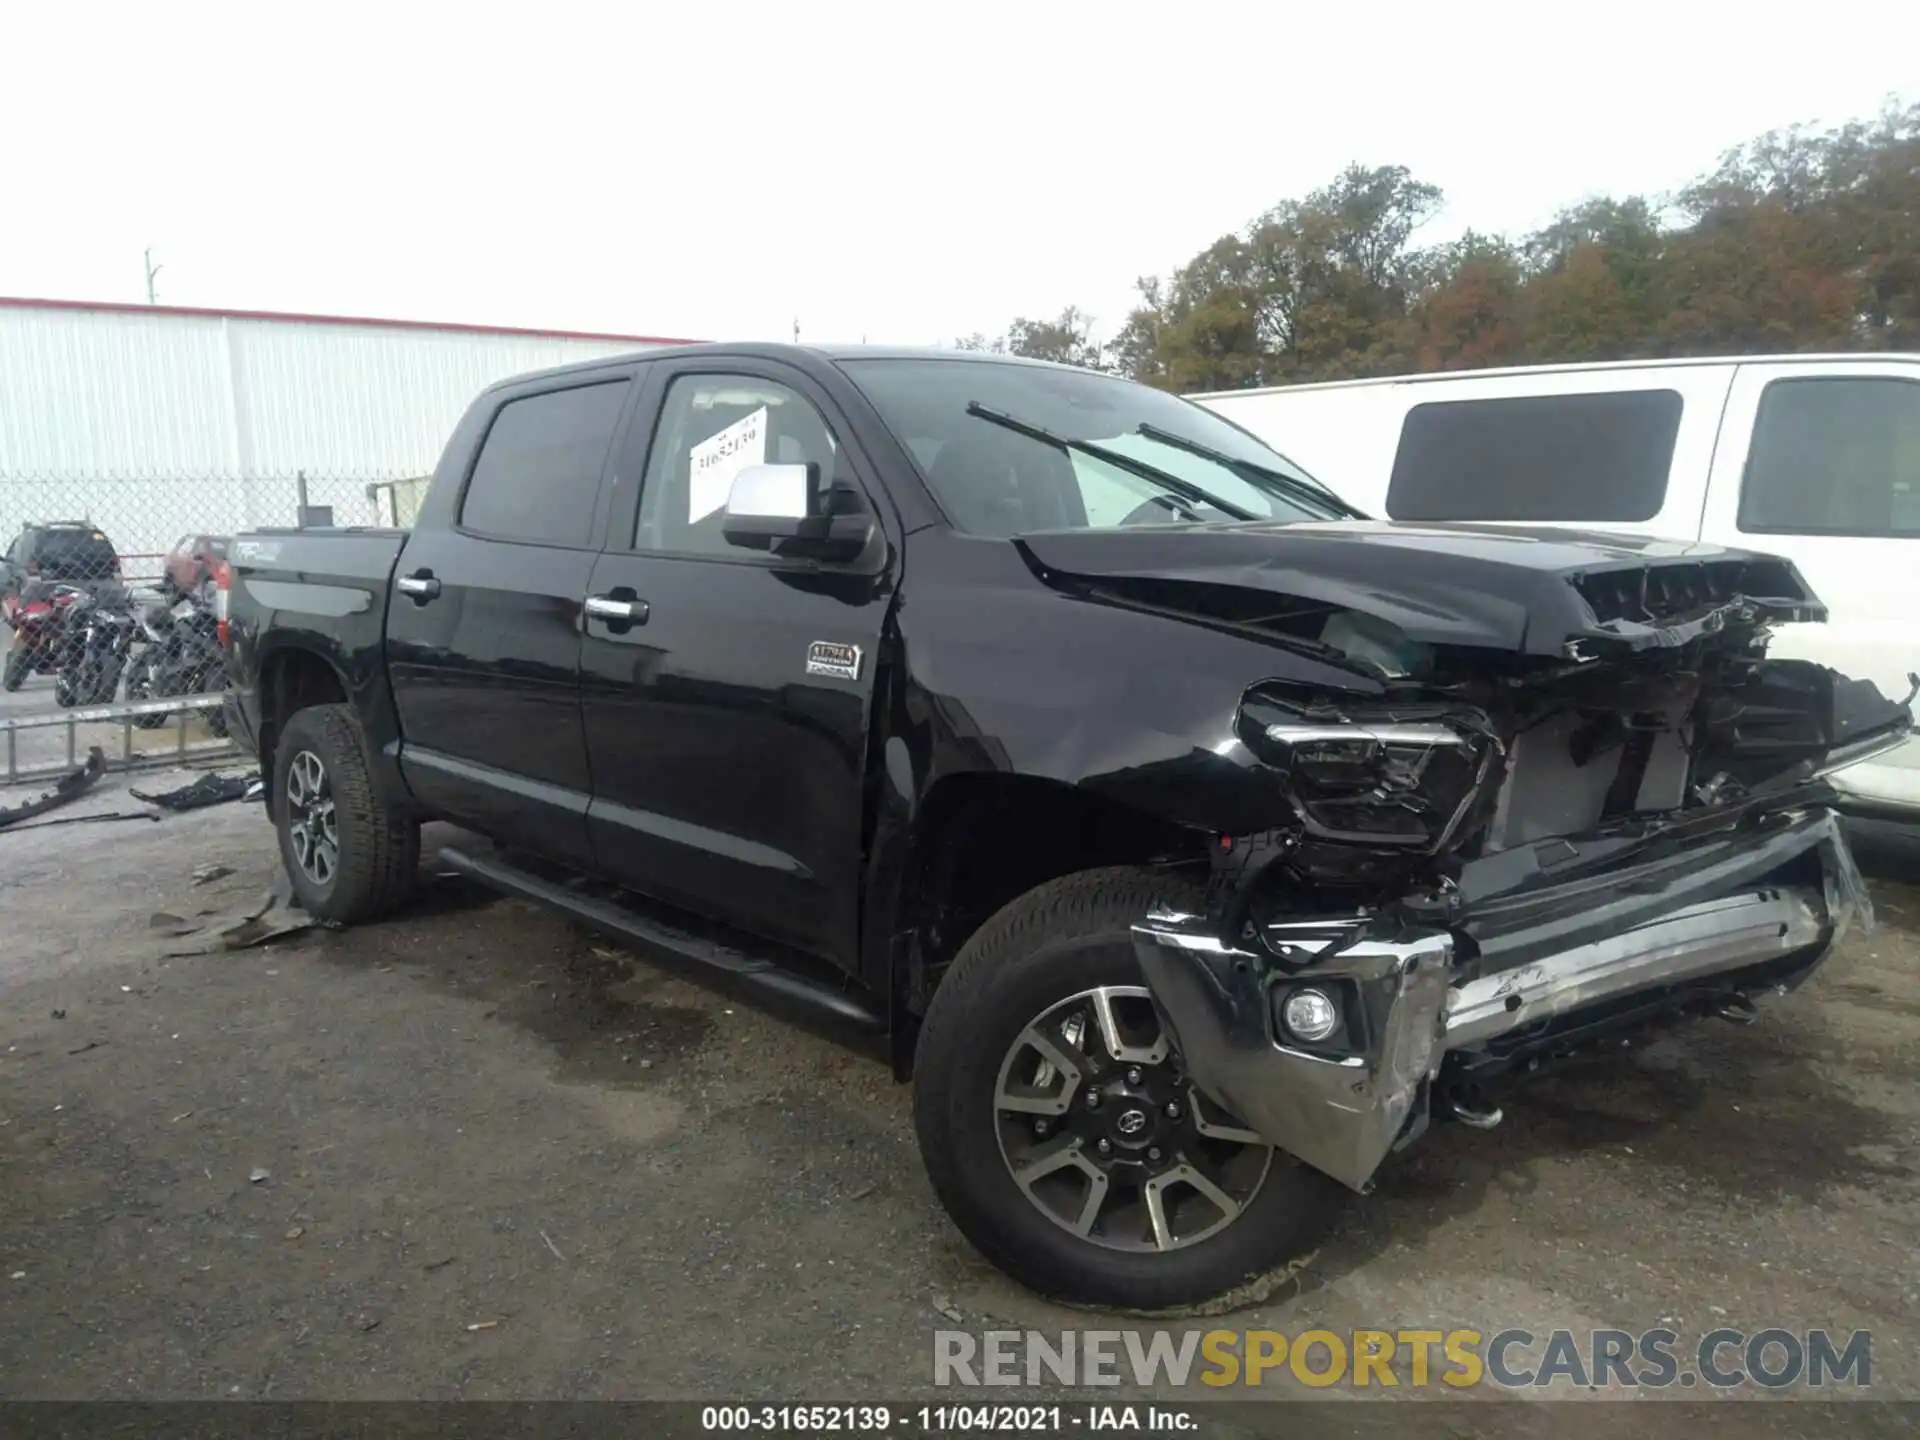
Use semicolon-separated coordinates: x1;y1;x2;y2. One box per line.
143;247;163;304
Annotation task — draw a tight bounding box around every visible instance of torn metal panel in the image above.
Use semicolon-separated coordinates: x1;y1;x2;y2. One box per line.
0;746;106;830
131;770;260;812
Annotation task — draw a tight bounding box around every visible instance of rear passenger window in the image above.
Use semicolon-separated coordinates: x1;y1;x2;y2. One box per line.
460;381;630;546
1386;390;1682;523
1740;377;1920;538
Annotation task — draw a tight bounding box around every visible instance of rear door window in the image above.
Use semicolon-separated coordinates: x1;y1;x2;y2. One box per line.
1739;377;1920;537
460;380;631;547
1386;390;1682;523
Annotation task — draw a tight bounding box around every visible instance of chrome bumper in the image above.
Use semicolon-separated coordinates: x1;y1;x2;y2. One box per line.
1133;808;1870;1192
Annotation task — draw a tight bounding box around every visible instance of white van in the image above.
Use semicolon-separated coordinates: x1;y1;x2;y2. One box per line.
1195;355;1920;819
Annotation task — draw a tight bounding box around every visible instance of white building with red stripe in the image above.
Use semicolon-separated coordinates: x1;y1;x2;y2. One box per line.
0;296;690;560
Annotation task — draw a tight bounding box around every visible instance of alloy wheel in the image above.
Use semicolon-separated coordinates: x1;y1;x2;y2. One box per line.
993;985;1273;1252
285;749;339;887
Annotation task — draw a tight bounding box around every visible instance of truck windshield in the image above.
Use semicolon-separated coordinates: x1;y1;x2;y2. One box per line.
840;358;1358;537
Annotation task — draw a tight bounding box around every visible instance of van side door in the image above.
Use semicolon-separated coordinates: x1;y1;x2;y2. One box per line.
1698;359;1920;778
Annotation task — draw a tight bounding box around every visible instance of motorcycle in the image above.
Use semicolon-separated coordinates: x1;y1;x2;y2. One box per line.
124;581;228;737
53;584;141;708
3;580;87;690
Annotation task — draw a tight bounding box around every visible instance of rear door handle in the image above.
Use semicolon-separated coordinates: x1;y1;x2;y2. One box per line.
397;571;441;603
584;594;649;624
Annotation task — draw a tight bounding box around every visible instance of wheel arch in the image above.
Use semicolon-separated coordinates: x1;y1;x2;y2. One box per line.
883;771;1210;1077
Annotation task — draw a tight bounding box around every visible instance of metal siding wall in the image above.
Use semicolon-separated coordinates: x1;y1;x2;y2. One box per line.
227;321;645;480
0;305;235;479
0;303;660;553
0;304;656;482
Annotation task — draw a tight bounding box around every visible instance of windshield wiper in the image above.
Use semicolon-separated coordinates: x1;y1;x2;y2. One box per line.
966;403;1256;523
1134;423;1364;519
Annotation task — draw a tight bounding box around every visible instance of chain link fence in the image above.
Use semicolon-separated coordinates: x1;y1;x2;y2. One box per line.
1;470;420;783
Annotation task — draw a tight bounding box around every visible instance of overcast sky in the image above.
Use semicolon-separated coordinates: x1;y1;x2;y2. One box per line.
3;2;1915;347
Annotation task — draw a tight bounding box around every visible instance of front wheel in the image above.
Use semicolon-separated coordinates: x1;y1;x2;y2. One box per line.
912;867;1344;1310
272;703;419;924
2;642;27;691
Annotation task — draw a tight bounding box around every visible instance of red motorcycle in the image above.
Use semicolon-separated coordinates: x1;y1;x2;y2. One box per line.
3;580;86;691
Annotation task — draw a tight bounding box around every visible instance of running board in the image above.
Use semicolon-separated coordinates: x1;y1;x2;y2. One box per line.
436;845;886;1034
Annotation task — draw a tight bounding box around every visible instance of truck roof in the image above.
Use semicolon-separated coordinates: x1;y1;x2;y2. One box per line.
476;342;1092;393
1188;351;1920;401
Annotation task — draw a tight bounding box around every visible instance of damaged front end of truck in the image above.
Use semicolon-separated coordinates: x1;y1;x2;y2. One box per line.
1075;526;1916;1193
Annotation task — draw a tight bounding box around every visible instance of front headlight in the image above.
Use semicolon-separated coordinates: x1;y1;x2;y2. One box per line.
1238;695;1500;852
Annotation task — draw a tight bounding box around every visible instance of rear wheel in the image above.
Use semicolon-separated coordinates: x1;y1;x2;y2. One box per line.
2;643;27;691
912;867;1344;1309
272;704;419;924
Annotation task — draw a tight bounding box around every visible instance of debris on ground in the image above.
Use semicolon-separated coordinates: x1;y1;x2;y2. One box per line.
153;876;314;956
249;1167;270;1184
284;1227;305;1240
0;811;161;834
65;1041;105;1056
421;1256;456;1272
540;1229;565;1262
192;863;236;886
130;770;259;813
932;1293;963;1322
466;1320;499;1332
0;748;106;831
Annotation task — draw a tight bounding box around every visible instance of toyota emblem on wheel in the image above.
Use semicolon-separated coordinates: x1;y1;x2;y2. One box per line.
1117;1108;1149;1136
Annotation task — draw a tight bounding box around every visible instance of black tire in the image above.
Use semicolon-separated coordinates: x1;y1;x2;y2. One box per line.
202;662;229;738
83;654;124;706
53;664;81;708
127;657;169;727
913;866;1344;1310
2;644;26;691
272;703;419;925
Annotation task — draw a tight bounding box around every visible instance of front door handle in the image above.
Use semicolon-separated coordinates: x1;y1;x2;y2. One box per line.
396;571;441;603
584;593;649;625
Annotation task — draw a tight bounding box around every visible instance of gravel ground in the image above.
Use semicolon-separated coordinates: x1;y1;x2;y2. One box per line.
1;769;1916;1427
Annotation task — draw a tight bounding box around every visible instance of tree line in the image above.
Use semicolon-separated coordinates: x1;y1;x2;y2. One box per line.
957;101;1919;391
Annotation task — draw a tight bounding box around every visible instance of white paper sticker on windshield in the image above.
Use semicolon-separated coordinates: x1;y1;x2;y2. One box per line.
688;406;767;524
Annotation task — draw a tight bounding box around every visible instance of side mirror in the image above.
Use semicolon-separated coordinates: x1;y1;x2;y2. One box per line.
721;462;877;564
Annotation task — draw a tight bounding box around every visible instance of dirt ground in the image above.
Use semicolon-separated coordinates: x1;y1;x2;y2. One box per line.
2;767;1917;1420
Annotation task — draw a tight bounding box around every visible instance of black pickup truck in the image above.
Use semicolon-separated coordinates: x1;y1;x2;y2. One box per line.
225;344;1911;1308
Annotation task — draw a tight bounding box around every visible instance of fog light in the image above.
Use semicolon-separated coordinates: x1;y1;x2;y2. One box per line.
1281;988;1340;1043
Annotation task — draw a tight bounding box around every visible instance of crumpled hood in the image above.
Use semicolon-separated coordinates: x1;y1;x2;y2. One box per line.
1016;519;1827;657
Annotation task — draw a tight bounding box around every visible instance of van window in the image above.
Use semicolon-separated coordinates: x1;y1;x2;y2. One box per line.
1740;377;1920;538
1386;390;1682;523
460;381;630;547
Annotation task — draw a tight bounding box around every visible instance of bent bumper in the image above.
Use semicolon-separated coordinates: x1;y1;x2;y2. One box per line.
1132;807;1870;1192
